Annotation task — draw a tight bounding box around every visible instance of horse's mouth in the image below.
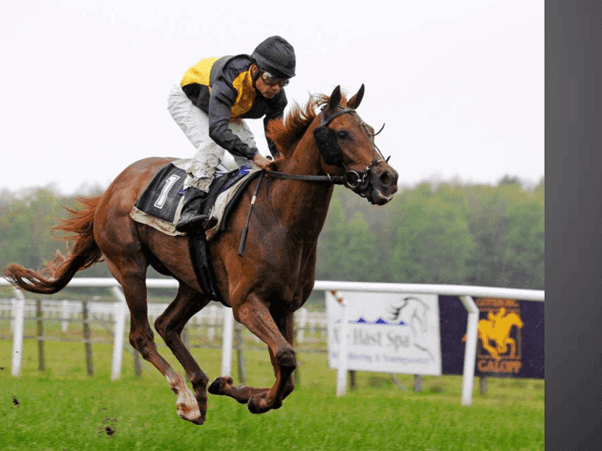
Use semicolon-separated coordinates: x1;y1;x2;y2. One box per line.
367;188;395;206
365;171;398;205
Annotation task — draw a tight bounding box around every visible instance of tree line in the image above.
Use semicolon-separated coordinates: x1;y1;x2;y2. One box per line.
316;176;543;290
0;176;543;291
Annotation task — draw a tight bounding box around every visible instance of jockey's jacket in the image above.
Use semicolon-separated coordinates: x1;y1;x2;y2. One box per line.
181;54;287;159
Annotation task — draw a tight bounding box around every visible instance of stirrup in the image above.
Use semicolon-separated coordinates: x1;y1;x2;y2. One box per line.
202;216;218;230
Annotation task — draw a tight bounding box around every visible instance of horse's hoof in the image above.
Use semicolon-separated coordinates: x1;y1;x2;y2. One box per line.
177;401;204;425
248;395;275;414
208;378;221;395
179;412;205;425
208;376;233;395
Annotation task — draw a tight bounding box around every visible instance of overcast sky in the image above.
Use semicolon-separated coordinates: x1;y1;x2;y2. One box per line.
0;0;543;195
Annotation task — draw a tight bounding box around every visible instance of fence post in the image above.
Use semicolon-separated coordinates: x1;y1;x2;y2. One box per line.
182;325;190;348
349;370;356;390
182;326;190;382
459;295;479;406
413;375;422;392
10;298;16;332
208;305;217;341
235;322;246;384
134;350;142;376
296;307;307;343
294;362;300;386
111;287;127;381
61;300;70;332
221;308;234;376
82;299;94;376
480;376;488;395
36;300;45;372
11;289;26;377
336;293;349;397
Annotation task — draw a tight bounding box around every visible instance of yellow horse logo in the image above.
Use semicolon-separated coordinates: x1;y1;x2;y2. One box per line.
463;307;524;361
477;308;524;360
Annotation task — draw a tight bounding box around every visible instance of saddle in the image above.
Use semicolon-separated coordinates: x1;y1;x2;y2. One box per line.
130;159;262;301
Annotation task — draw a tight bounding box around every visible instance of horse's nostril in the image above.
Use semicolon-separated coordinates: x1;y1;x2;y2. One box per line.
380;171;394;187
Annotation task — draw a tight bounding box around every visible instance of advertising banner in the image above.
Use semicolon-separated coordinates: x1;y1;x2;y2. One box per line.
439;296;544;379
326;291;442;375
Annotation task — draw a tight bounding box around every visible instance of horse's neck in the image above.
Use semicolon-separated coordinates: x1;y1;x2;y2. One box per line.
269;134;334;240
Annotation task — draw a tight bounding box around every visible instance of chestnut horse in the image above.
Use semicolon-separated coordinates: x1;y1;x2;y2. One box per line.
5;85;398;424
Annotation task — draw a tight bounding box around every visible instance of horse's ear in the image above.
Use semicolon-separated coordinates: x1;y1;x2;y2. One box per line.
348;84;365;110
326;85;342;114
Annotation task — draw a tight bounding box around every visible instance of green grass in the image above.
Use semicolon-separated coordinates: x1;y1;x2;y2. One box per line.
0;333;543;451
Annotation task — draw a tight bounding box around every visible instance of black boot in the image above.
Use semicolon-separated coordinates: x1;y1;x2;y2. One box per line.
175;188;217;233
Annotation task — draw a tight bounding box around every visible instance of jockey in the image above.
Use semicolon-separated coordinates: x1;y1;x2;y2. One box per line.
167;35;296;233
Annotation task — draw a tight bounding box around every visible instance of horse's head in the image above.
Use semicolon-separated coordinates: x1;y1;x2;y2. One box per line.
313;85;399;205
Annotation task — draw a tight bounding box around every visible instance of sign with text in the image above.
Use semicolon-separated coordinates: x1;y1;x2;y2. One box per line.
439;296;544;379
326;292;442;375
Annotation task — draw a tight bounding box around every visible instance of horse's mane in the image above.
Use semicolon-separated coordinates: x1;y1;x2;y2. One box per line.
266;92;348;160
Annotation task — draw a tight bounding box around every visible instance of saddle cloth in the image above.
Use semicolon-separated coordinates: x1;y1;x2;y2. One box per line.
130;159;261;240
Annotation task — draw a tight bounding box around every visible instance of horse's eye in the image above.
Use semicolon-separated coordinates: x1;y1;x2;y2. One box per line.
337;131;349;140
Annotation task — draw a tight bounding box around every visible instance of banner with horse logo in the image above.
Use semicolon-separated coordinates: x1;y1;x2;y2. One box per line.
439;296;544;379
326;292;443;375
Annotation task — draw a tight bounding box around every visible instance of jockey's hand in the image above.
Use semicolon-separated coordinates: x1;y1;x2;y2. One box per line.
253;153;274;171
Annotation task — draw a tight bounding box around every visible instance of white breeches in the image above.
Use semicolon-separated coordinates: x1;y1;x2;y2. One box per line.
167;85;257;191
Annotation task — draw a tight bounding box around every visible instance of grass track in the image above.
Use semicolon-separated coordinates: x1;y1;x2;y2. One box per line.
0;338;543;450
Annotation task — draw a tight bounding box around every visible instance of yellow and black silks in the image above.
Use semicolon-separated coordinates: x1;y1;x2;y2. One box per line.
180;55;287;159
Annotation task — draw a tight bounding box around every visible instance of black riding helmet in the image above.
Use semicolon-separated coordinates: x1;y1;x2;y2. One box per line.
251;36;296;79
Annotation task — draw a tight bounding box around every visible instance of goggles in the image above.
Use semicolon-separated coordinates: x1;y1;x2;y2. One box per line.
261;70;290;88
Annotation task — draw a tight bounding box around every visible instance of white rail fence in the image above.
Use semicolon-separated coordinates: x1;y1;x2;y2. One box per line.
0;278;544;406
0;298;327;343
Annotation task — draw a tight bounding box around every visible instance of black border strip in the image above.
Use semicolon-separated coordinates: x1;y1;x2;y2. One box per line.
546;2;602;450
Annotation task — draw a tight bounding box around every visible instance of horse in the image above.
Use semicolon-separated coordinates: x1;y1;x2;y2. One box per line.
477;308;524;360
4;85;398;425
389;296;429;335
389;296;435;363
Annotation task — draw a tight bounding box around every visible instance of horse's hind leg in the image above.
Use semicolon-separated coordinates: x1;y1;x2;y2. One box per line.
209;293;296;414
154;284;211;424
104;257;204;425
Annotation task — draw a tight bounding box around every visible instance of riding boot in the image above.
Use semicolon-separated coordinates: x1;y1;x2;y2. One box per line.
175;188;217;233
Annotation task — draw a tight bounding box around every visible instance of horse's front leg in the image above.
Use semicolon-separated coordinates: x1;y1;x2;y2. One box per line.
272;311;296;400
208;293;296;414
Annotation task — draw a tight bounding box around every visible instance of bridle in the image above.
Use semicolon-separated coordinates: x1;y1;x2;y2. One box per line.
265;105;388;196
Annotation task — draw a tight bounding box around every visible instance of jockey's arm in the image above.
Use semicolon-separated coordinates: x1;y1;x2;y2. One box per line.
207;97;273;170
207;94;259;161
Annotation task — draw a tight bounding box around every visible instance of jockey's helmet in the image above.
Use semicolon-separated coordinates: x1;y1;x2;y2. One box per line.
251;36;296;79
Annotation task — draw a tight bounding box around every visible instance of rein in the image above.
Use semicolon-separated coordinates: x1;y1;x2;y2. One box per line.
263;170;345;184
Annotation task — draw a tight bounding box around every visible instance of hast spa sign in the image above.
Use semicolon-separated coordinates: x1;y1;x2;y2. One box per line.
326;291;443;376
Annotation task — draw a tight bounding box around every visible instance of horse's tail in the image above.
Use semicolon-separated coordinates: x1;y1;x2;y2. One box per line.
4;196;103;295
